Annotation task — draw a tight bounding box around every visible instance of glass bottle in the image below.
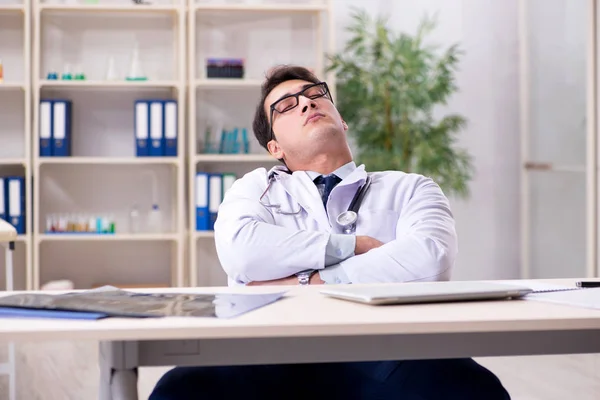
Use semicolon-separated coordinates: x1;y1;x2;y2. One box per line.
129;204;141;234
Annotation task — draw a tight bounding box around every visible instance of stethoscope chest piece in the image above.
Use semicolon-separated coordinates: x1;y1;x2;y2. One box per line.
336;210;358;234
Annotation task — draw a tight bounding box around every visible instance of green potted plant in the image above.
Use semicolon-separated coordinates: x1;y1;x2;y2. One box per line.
327;9;474;198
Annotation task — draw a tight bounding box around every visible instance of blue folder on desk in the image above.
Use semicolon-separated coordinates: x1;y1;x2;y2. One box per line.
0;307;108;320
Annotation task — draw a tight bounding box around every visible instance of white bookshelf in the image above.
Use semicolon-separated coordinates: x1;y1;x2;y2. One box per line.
37;156;180;165
0;82;26;90
0;4;24;10
36;233;179;242
39;79;180;89
0;0;32;291
195;78;262;89
31;0;187;290
38;3;179;13
194;3;327;12
187;0;335;287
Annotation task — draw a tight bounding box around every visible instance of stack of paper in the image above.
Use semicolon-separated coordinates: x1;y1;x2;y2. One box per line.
491;280;600;310
493;280;576;293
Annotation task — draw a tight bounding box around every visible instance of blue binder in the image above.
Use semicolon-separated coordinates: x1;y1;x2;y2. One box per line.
39;100;53;157
208;173;223;230
134;100;150;157
149;100;164;157
52;100;72;157
195;172;210;231
164;100;177;157
0;177;5;222
6;176;25;234
0;308;108;320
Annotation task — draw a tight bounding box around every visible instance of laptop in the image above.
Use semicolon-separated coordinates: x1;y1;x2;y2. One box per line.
319;281;534;305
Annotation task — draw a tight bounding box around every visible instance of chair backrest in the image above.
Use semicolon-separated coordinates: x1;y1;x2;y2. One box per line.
0;220;17;243
0;220;17;400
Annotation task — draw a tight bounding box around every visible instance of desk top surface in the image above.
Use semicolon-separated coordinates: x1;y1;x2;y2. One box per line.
1;279;600;343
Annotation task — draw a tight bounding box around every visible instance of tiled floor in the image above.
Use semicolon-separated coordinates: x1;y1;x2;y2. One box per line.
1;341;600;399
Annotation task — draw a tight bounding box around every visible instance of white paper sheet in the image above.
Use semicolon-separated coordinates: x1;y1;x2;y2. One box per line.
524;288;600;310
492;280;574;293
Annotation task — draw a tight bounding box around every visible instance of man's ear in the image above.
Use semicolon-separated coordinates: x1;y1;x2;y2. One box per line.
342;119;348;131
267;140;284;159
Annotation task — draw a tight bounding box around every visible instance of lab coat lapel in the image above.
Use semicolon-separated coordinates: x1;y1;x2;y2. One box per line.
276;171;330;228
336;164;368;188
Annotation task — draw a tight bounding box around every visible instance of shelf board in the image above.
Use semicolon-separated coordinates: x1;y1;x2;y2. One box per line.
194;231;215;239
0;158;26;166
37;233;179;242
39;4;179;14
0;4;25;13
195;79;262;89
38;157;179;166
0;83;26;91
39;80;180;90
194;3;327;13
0;235;32;244
195;154;277;163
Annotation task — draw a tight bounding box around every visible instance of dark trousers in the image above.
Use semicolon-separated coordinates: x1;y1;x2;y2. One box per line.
149;358;511;400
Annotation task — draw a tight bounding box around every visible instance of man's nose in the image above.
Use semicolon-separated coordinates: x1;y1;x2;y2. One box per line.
300;97;317;113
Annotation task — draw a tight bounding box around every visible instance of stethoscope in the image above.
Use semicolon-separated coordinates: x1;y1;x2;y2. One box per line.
258;171;372;234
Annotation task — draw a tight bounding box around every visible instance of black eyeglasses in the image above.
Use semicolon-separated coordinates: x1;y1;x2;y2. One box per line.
269;82;333;140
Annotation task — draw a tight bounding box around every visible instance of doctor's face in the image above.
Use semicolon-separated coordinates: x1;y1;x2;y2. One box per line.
265;79;348;160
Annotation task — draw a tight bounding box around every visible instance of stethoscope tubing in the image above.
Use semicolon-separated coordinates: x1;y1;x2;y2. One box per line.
260;172;372;231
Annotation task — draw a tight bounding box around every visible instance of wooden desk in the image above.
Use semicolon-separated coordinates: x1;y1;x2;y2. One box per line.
1;281;600;400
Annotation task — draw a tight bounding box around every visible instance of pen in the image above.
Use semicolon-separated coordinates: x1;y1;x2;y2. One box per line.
576;281;600;288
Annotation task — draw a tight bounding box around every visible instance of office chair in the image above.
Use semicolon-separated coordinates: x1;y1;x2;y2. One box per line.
0;218;17;400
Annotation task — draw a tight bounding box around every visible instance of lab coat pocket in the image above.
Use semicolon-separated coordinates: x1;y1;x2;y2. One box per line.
356;210;399;243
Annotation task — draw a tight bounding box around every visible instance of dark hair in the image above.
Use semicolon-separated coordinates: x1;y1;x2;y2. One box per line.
252;65;321;151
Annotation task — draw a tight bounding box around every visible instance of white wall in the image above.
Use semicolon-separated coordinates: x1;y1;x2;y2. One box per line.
333;0;522;280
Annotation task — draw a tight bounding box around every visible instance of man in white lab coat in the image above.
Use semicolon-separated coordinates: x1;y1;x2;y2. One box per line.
149;66;510;399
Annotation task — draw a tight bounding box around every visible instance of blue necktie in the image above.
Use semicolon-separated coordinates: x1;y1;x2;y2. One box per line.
314;174;341;207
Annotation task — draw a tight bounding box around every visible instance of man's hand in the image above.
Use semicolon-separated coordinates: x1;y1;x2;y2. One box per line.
309;272;325;285
355;236;384;255
247;271;325;286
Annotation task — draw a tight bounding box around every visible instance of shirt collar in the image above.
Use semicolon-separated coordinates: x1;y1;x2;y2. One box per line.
305;161;357;182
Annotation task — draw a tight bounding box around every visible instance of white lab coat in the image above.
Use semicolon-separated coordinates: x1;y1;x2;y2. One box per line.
214;163;457;286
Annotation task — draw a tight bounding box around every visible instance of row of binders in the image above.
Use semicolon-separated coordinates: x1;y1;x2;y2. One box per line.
39;99;179;158
135;99;178;157
39;99;72;157
195;172;236;231
0;176;26;234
